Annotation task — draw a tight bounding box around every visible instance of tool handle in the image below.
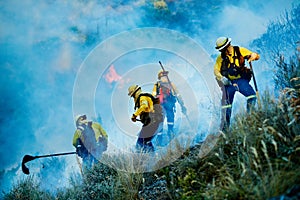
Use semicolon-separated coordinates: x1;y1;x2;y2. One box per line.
36;152;76;158
158;61;178;96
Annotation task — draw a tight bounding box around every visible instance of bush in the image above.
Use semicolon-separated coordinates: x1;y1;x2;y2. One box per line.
4;176;53;200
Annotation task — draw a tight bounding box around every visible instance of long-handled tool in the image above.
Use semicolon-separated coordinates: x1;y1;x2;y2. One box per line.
249;62;261;107
22;151;76;175
158;61;192;126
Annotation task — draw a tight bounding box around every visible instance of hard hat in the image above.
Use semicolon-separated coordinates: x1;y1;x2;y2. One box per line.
128;85;141;97
215;37;231;51
75;114;87;126
158;70;169;79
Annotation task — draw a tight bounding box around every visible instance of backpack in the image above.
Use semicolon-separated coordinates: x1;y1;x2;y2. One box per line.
135;93;163;125
220;46;252;81
80;123;98;153
155;82;177;104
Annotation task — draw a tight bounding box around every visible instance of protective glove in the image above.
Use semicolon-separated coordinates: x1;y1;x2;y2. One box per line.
221;76;230;86
76;144;82;154
248;53;259;62
97;139;108;151
98;135;107;143
131;114;137;122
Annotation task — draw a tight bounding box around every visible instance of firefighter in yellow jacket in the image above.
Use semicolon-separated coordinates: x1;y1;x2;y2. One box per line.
72;114;108;168
214;37;260;130
128;85;163;152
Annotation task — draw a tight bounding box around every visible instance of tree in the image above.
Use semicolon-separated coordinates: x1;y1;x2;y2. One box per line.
251;4;300;64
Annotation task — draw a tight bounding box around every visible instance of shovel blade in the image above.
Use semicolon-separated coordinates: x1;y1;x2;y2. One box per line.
21;155;36;175
22;162;30;175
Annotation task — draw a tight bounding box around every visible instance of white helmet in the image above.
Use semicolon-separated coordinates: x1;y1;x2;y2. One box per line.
215;37;231;51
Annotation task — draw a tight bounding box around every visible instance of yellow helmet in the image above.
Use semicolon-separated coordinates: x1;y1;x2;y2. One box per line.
75;114;86;126
215;37;231;51
158;70;169;79
128;85;141;97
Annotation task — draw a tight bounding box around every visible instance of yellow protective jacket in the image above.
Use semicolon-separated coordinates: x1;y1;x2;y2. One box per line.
214;47;256;81
133;95;154;117
72;122;108;147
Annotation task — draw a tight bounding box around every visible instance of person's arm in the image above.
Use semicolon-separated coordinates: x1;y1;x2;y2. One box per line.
72;130;81;147
93;122;108;140
214;55;223;81
170;82;178;95
248;52;260;62
152;82;158;97
171;83;187;113
99;126;108;139
239;47;260;62
92;123;108;152
214;55;231;85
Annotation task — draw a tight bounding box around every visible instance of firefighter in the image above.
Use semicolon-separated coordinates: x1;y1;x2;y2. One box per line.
214;37;260;130
152;70;186;143
72;114;108;168
128;85;163;152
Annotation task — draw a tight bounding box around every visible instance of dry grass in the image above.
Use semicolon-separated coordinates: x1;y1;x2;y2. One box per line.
5;81;300;200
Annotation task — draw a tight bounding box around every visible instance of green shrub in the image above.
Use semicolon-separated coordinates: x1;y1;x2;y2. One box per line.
4;176;53;200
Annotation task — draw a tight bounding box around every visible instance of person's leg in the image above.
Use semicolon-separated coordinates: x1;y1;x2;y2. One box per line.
90;153;98;166
220;84;236;131
147;119;163;151
154;121;165;147
136;137;144;152
236;79;256;112
137;125;154;152
83;153;93;169
144;136;154;152
155;105;166;146
164;104;175;142
165;107;175;132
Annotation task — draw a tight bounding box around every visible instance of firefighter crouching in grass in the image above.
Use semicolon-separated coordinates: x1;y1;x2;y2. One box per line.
73;114;108;168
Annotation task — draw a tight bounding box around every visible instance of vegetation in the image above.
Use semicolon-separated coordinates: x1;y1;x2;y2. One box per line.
141;0;224;34
4;56;300;199
4;176;53;200
251;4;300;63
3;2;300;200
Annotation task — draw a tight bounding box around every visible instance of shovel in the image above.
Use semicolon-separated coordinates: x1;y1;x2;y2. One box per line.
22;151;76;175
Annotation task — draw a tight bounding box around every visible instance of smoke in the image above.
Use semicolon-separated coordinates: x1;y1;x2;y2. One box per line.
199;0;295;53
0;0;296;196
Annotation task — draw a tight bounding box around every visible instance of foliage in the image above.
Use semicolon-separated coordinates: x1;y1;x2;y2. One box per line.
4;4;300;199
251;3;300;63
4;53;300;198
140;0;224;34
4;87;300;199
155;89;300;199
4;176;53;200
55;162;118;200
274;52;300;90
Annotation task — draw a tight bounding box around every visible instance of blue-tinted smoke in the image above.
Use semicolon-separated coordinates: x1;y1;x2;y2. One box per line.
0;0;297;196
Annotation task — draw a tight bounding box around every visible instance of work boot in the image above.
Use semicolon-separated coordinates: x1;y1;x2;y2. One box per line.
247;97;256;112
